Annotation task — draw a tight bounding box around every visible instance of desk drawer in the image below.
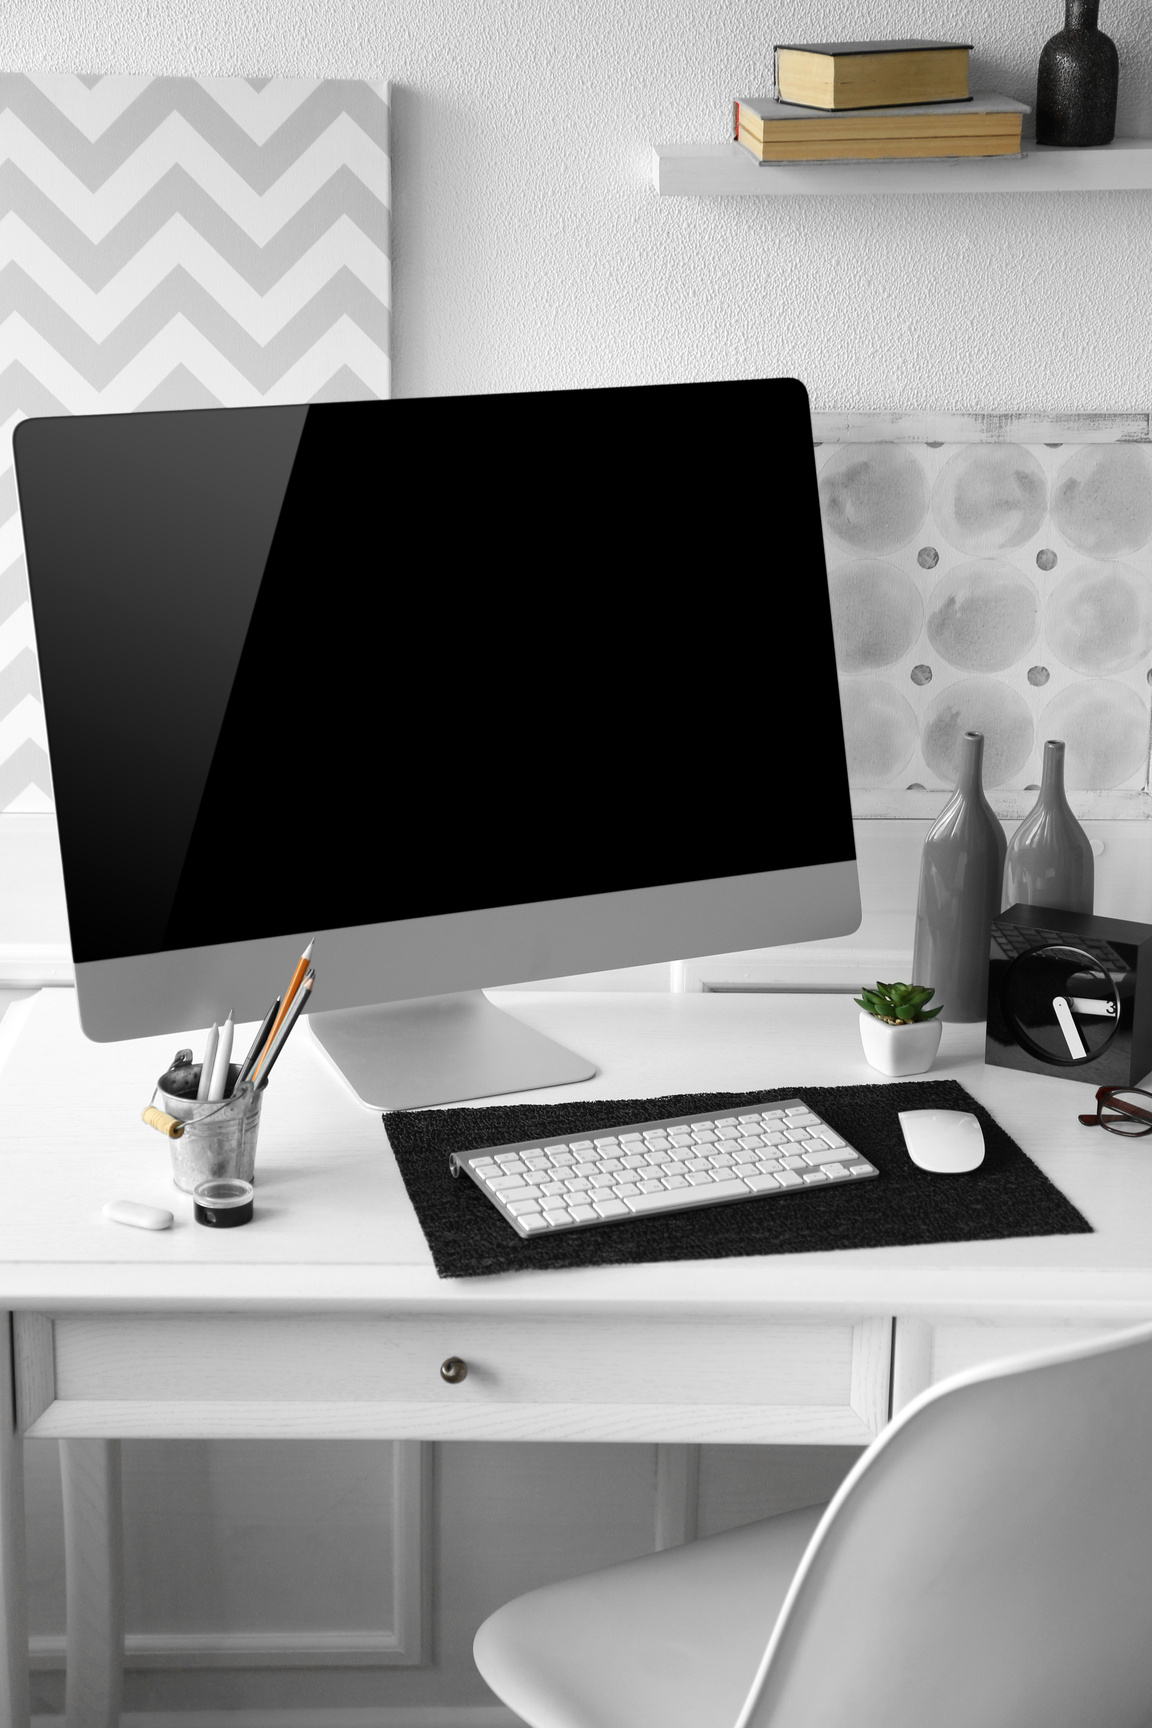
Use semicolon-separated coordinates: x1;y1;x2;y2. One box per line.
19;1312;892;1445
891;1318;1122;1413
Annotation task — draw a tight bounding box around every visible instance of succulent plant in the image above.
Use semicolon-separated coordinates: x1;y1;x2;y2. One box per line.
855;981;943;1025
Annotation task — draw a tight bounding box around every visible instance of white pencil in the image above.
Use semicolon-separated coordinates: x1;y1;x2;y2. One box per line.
197;1023;219;1101
207;1008;235;1101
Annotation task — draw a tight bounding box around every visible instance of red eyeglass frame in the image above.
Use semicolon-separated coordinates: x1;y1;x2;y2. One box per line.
1077;1086;1152;1134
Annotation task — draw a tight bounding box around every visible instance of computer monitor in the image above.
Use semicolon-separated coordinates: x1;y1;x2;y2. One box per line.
14;377;860;1110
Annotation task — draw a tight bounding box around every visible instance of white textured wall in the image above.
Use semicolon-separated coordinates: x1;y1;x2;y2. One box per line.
4;0;1152;409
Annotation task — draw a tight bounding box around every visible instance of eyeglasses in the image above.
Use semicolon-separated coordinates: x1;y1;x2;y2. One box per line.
1078;1087;1152;1137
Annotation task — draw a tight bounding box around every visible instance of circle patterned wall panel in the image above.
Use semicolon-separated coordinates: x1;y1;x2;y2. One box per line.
823;434;1152;801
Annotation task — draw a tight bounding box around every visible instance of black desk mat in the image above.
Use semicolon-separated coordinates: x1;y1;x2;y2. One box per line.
383;1078;1092;1279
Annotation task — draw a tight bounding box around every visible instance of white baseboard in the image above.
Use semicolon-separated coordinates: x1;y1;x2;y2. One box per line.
30;1630;413;1670
32;1709;524;1728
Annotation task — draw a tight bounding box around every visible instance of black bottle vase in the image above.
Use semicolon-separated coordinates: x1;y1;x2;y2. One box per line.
1035;0;1119;147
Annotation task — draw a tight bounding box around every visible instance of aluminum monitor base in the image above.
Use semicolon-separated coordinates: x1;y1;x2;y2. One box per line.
306;991;597;1111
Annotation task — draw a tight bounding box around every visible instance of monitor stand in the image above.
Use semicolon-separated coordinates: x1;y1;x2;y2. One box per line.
306;991;597;1111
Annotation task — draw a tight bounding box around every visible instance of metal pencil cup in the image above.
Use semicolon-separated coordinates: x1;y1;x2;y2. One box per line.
157;1071;263;1193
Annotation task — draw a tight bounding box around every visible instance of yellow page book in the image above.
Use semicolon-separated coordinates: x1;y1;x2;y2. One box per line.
774;40;970;109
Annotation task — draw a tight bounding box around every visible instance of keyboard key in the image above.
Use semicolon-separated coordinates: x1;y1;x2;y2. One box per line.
570;1141;594;1152
544;1207;574;1224
822;1163;849;1179
499;1160;527;1174
733;1162;759;1177
520;1214;549;1231
686;1171;713;1186
738;1114;762;1123
665;1161;687;1175
625;1177;751;1213
594;1136;619;1147
640;1179;665;1193
501;1186;542;1203
822;1132;846;1148
507;1199;544;1215
790;1112;819;1126
487;1175;526;1191
594;1199;629;1218
664;1175;688;1188
551;1153;575;1167
569;1205;598;1222
618;1133;643;1143
541;1181;567;1196
849;1162;874;1176
715;1117;737;1126
745;1173;780;1192
473;1157;497;1167
780;1155;807;1170
599;1158;623;1172
615;1183;640;1198
589;1187;615;1203
775;1169;804;1187
802;1169;829;1183
573;1161;598;1176
804;1148;844;1166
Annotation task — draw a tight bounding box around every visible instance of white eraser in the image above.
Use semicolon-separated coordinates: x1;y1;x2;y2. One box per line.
103;1199;174;1231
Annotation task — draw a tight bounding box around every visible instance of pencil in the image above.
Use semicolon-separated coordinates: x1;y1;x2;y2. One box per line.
197;1023;219;1101
234;997;280;1092
251;939;314;1083
255;971;314;1086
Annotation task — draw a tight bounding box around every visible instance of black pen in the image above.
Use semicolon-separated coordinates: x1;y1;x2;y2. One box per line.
232;997;280;1093
256;971;314;1087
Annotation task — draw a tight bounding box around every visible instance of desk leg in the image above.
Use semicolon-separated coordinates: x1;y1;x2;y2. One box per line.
0;1316;30;1728
654;1444;700;1550
59;1441;123;1728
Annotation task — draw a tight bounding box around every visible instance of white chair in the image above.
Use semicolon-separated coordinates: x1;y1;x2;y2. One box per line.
474;1322;1152;1728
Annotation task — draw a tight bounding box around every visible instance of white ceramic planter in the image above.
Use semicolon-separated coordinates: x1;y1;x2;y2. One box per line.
858;1011;943;1077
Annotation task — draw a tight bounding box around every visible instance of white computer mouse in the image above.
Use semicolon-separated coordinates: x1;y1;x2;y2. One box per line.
898;1108;985;1174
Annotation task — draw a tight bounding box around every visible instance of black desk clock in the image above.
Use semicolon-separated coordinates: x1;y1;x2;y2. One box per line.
986;905;1152;1086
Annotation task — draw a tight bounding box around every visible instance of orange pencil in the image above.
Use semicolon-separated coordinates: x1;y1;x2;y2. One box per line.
251;938;314;1082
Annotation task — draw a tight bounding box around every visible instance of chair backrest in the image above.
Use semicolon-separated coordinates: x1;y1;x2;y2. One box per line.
738;1322;1152;1728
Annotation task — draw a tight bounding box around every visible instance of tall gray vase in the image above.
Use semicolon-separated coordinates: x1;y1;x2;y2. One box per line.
1004;738;1093;914
912;731;1006;1024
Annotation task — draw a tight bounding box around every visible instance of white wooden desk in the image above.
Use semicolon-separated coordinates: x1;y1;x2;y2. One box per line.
2;986;1151;1726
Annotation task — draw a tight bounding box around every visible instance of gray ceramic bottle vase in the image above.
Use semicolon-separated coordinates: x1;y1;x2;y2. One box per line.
1035;0;1119;147
1003;738;1093;915
912;731;1006;1024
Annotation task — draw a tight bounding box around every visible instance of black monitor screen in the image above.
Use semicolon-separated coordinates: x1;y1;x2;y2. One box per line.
16;379;854;964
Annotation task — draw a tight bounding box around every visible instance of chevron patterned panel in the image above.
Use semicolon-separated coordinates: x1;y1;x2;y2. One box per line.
0;74;391;812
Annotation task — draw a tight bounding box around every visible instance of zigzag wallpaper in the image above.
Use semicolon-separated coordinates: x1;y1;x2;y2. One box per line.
0;74;391;813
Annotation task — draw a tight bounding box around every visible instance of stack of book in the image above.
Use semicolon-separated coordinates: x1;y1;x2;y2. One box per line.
735;40;1029;163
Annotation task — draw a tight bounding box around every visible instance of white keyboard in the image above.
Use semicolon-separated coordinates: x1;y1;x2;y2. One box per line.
449;1099;877;1237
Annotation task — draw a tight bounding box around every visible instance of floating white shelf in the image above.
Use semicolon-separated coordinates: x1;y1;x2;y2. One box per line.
652;137;1152;196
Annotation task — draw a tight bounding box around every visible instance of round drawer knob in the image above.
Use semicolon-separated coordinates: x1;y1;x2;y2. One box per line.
440;1356;468;1384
